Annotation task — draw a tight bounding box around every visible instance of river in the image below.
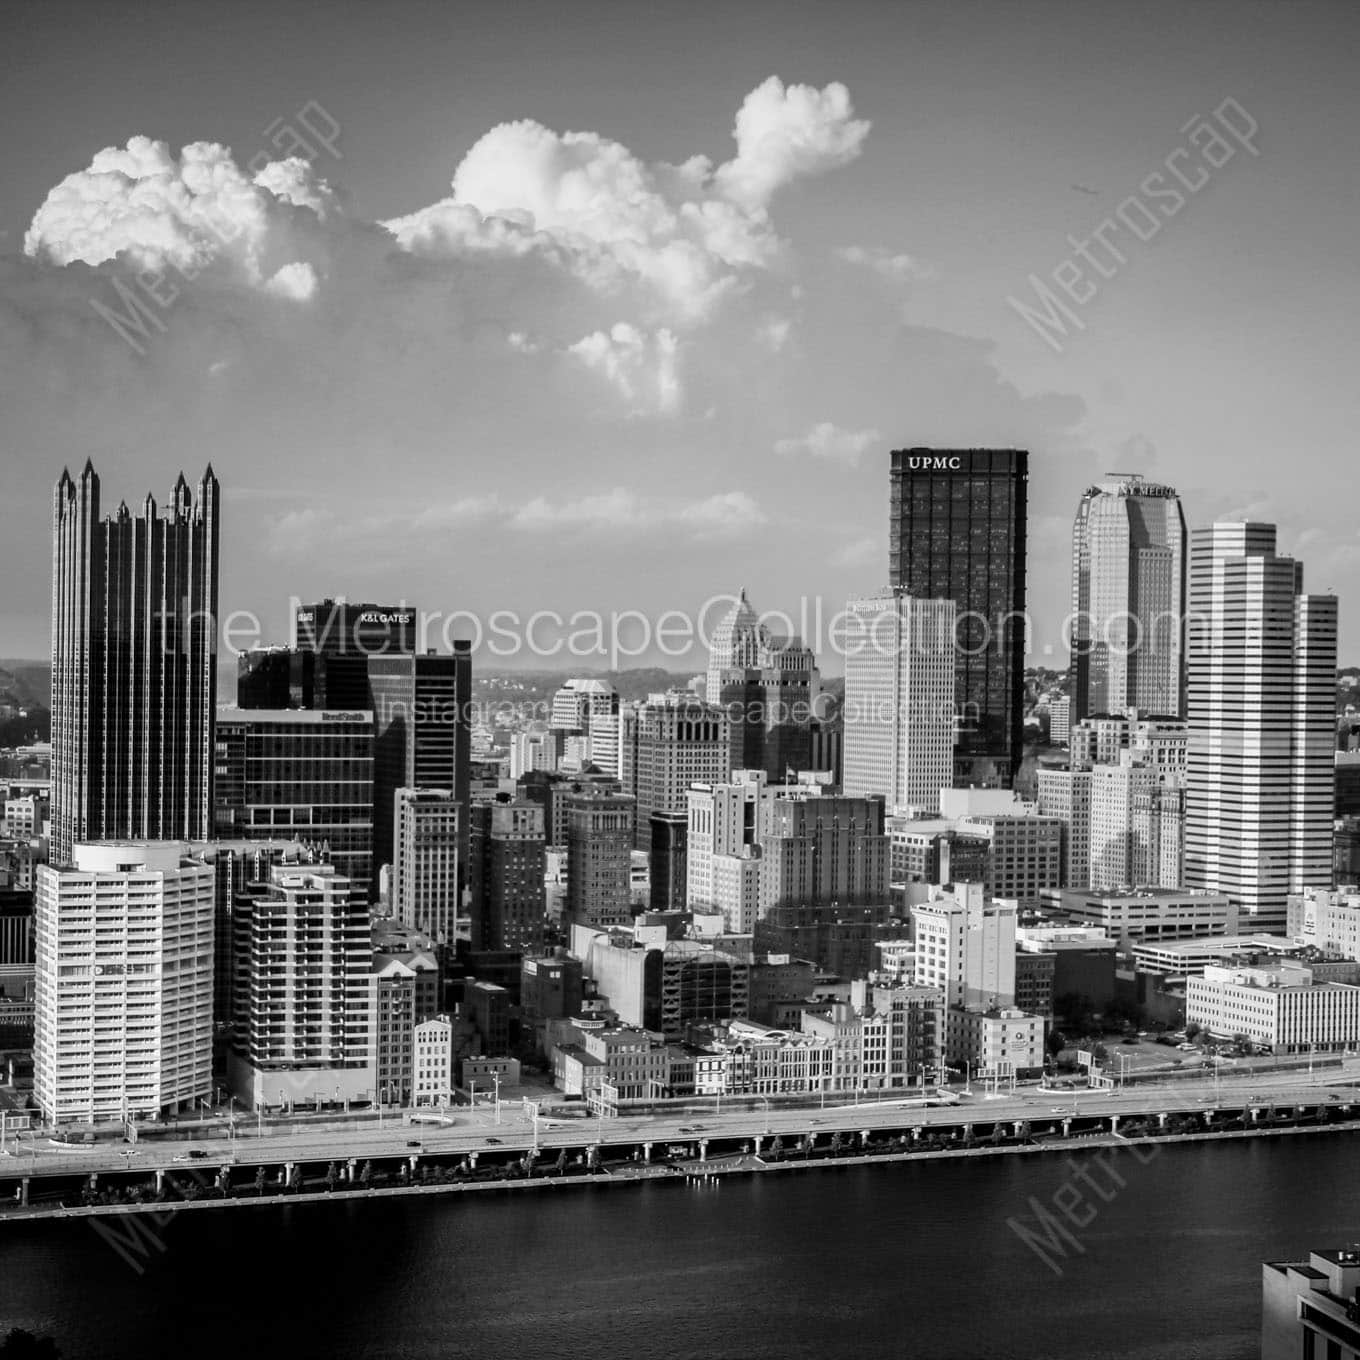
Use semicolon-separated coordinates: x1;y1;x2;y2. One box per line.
3;1133;1358;1359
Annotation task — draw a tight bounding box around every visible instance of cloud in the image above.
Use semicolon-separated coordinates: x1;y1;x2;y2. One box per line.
24;137;333;298
567;322;681;416
774;421;881;465
714;77;871;209
382;76;866;327
836;245;930;284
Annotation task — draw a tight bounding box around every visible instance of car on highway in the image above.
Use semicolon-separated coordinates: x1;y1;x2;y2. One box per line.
484;1137;503;1145
172;1149;208;1162
406;1140;423;1149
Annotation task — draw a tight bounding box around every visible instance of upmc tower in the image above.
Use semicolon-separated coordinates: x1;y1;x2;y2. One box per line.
889;448;1028;788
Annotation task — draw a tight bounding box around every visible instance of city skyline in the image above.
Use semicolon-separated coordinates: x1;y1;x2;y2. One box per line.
4;1;1360;667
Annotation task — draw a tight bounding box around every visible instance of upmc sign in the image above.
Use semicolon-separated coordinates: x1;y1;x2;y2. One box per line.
902;455;963;469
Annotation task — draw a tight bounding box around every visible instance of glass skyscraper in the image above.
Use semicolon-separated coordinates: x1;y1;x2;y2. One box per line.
888;448;1028;786
50;462;219;864
1070;474;1187;721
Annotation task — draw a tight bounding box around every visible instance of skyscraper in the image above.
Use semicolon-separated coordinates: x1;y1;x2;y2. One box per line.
368;649;472;886
295;599;418;709
391;787;460;944
213;707;375;887
468;797;546;953
35;842;215;1123
841;592;956;814
1070;474;1187;721
707;590;819;779
50;462;219;864
565;791;635;929
889;448;1028;786
1184;523;1337;931
629;692;731;848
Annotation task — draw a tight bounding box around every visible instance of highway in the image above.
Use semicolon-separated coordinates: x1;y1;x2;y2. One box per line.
4;1060;1359;1180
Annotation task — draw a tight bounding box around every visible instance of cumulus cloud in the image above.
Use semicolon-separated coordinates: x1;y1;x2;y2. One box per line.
836;245;930;284
24;137;333;298
774;421;881;464
714;77;871;209
567;323;680;415
382;76;867;326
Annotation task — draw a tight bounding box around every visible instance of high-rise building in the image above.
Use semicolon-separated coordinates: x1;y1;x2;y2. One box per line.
468;797;546;953
1036;766;1092;889
228;862;373;1108
368;649;472;887
236;646;317;709
1184;523;1337;932
647;809;688;912
50;463;219;864
294;599;417;709
707;591;820;779
841;592;956;814
1263;1245;1360;1360
759;793;890;916
565;791;635;930
392;787;460;945
629;693;730;848
1086;754;1186;890
1070;474;1187;721
889;447;1028;786
213;707;375;886
35;843;215;1123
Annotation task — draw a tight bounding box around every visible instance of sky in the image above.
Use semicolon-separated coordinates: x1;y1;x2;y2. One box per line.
3;0;1359;672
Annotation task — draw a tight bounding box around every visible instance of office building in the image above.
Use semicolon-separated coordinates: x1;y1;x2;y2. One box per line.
34;843;214;1123
753;902;899;979
413;1015;455;1106
912;882;1017;1011
369;649;472;887
1036;766;1092;889
213;707;375;886
889;447;1028;785
468;797;546;953
647;809;688;913
51;463;219;864
760;793;891;915
1089;756;1185;890
1289;887;1360;960
1185;524;1338;931
236;646;317;709
565;791;635;929
228;862;373;1108
295;598;417;709
707;590;820;779
392;787;460;945
1069;474;1187;721
1263;1245;1360;1360
1048;696;1071;747
1187;960;1360;1053
629;693;730;848
842;591;956;813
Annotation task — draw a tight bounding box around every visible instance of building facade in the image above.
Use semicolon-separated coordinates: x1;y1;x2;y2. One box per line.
51;463;219;864
1185;523;1337;931
1069;474;1187;721
213;707;375;887
842;592;956;813
34;843;214;1123
889;447;1029;785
